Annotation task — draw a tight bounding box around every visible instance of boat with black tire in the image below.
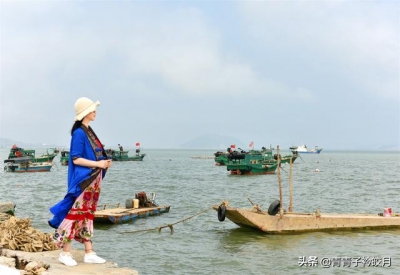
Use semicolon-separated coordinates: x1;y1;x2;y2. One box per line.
214;146;400;233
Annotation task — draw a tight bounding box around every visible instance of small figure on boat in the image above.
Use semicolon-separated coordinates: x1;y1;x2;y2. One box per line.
118;144;124;151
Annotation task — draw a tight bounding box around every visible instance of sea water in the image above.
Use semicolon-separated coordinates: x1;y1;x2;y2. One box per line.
1;148;399;275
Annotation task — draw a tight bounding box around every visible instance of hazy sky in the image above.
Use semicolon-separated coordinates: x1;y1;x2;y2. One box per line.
1;0;399;150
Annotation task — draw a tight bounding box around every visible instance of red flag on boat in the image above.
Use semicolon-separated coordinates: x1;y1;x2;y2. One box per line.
249;142;254;148
136;142;140;146
230;144;236;149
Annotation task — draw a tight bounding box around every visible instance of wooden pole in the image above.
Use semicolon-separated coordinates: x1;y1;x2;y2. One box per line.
288;156;293;212
277;145;283;216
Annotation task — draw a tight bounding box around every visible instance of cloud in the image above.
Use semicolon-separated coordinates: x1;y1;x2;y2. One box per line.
239;0;399;100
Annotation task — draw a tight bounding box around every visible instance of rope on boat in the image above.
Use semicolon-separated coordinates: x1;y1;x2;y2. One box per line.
119;206;213;234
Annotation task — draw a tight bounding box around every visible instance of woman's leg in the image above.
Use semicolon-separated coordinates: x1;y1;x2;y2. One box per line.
62;242;71;253
84;240;93;253
59;241;77;266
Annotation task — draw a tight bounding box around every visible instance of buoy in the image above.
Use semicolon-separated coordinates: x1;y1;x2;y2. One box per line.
315;169;320;172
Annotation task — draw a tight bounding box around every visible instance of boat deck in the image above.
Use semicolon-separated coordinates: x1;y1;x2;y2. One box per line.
94;205;170;224
213;205;400;234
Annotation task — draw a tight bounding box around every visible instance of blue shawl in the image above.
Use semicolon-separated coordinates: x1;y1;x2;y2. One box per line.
48;126;107;229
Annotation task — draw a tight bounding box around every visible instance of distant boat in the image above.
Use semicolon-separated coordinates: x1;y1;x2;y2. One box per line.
290;145;322;154
107;149;146;161
226;149;279;175
60;150;69;166
215;146;297;166
8;145;59;163
4;157;53;172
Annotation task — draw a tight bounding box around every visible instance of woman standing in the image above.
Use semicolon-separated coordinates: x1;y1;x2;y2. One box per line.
49;97;112;266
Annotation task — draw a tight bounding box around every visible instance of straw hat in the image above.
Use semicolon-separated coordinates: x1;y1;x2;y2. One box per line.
74;97;100;121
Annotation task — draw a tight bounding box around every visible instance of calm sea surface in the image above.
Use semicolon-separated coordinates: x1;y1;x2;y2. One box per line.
1;148;399;275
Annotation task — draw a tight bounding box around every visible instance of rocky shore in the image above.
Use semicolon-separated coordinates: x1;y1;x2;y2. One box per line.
1;248;138;275
0;214;139;275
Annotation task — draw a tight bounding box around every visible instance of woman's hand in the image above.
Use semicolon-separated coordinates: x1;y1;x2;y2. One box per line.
98;159;112;169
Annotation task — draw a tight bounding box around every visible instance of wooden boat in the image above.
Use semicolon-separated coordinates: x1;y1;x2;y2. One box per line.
95;205;170;224
290;145;322;154
214;146;400;233
3;157;53;172
212;204;400;233
60;150;69;166
94;192;169;224
8;145;59;163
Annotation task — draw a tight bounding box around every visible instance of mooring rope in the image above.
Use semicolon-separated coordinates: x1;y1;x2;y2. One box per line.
119;206;213;234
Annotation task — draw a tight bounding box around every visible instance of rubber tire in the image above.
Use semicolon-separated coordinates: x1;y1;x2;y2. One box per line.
268;199;280;215
218;205;226;222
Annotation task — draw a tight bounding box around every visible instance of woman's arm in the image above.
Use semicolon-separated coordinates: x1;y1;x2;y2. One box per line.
73;158;112;169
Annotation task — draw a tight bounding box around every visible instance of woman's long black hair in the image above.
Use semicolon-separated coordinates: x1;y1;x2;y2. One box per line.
71;120;82;135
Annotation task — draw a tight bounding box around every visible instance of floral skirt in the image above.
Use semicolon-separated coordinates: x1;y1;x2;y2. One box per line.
53;173;102;248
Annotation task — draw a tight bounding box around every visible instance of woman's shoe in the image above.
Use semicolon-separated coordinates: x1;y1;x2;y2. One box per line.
59;252;78;266
84;252;106;264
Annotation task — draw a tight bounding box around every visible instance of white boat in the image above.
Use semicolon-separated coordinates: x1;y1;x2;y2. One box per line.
289;145;322;154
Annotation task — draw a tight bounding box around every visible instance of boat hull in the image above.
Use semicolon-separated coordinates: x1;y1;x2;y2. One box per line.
290;145;322;154
297;149;322;154
4;162;53;172
227;162;278;175
213;206;400;233
112;154;146;161
94;205;170;224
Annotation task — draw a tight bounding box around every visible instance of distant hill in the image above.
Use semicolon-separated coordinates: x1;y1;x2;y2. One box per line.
0;137;62;148
179;134;245;150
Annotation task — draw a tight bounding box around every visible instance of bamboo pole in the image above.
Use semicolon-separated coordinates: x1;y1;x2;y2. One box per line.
277;146;283;216
288;156;293;212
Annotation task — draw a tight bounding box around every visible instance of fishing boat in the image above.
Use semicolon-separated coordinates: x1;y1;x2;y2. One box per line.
214;151;230;166
107;143;146;161
214;146;249;166
3;157;53;172
216;146;297;167
60;150;69;166
110;150;146;161
290;145;322;154
94;192;170;224
226;149;279;175
8;145;59;162
214;146;400;233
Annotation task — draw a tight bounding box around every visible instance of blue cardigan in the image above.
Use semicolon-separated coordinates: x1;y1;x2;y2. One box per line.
48;127;106;229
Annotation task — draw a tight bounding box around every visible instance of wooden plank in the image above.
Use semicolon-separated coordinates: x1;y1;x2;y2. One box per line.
94;206;170;224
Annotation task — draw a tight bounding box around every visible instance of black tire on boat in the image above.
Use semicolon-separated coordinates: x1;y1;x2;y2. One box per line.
218;205;226;222
268;199;280;215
